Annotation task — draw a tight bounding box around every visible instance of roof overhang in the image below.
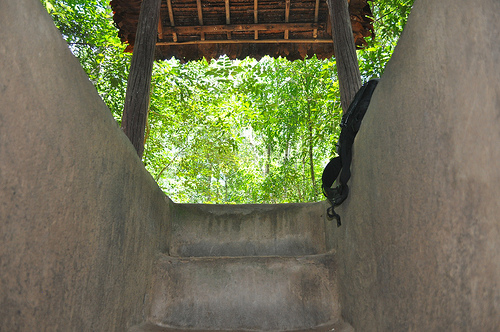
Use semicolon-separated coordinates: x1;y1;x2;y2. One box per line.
111;0;374;61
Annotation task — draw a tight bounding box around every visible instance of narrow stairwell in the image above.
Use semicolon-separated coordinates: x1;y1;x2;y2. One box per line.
129;203;352;332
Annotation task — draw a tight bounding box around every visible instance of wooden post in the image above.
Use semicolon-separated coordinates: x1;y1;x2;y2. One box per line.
327;0;362;112
121;0;161;158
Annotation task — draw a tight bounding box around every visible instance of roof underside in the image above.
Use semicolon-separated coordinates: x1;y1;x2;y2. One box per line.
111;0;374;61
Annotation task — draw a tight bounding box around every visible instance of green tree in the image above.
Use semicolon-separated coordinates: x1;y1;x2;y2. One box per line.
358;0;414;79
42;0;414;204
41;0;130;120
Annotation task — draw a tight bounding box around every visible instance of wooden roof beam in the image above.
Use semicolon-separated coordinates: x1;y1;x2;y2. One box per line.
225;0;231;39
284;0;290;39
254;0;258;39
157;38;333;46
313;0;320;38
166;0;177;42
196;0;205;40
161;22;325;34
158;10;164;39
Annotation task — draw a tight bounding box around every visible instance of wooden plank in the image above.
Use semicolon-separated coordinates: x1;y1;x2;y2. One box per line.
121;0;161;158
284;0;290;39
225;0;231;39
166;0;177;42
196;0;205;40
161;22;324;34
157;38;333;46
254;0;258;39
313;0;320;38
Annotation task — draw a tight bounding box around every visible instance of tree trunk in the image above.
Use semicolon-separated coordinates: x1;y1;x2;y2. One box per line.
121;0;161;158
265;144;271;175
327;0;362;112
307;102;317;197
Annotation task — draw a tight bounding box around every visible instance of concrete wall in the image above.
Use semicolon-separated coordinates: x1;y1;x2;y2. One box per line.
0;1;173;330
330;0;500;330
2;0;499;331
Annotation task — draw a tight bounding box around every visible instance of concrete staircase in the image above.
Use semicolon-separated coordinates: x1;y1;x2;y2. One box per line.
129;203;351;332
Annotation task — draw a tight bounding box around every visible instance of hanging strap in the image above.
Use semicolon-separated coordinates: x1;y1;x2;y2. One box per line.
322;79;379;226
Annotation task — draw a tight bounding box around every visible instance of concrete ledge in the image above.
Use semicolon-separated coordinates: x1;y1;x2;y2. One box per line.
129;320;354;332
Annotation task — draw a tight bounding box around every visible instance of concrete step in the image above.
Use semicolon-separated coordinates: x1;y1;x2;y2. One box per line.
170;203;327;257
129;320;354;332
145;252;341;331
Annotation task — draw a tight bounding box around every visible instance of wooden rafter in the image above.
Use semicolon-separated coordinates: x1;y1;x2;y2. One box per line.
158;10;164;39
161;23;325;35
111;0;375;62
284;0;290;39
313;0;320;38
254;0;258;39
166;0;177;42
225;0;231;39
157;38;333;46
196;0;205;40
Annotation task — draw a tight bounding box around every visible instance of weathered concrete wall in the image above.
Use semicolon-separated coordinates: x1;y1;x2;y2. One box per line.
330;0;500;330
0;0;172;331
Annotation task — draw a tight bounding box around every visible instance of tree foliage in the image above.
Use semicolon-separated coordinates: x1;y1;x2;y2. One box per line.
145;56;341;203
40;0;130;120
42;0;413;204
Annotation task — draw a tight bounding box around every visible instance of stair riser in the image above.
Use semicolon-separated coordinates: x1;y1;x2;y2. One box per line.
170;203;327;257
148;254;340;331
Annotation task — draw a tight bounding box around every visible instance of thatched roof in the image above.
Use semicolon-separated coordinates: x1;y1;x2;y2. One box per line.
110;0;374;61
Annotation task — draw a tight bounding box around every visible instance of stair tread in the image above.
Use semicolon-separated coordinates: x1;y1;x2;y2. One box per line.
170;203;328;257
147;252;339;331
129;321;353;332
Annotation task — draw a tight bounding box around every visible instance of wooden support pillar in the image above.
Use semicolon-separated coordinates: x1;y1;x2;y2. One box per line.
327;0;361;112
121;0;161;158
